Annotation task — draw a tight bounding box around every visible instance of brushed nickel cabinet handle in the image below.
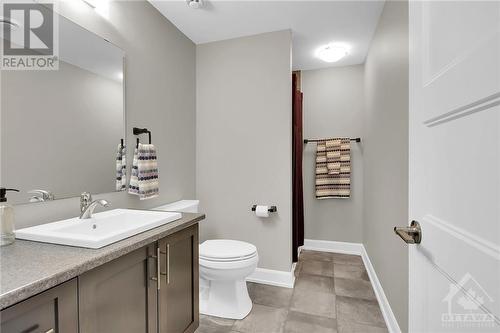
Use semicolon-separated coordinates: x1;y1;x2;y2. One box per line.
394;220;422;244
21;324;39;333
21;326;53;333
167;244;170;285
148;254;158;284
157;246;161;290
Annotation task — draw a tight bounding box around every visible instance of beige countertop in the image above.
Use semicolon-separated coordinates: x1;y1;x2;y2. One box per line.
0;212;205;309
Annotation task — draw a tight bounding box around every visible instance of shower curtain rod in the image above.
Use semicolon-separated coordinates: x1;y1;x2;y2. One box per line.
304;138;361;144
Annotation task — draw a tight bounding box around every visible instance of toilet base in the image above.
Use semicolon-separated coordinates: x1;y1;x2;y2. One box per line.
199;278;253;320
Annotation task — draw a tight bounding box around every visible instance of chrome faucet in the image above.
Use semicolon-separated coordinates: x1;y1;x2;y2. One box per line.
28;189;55;202
80;192;93;213
80;193;110;219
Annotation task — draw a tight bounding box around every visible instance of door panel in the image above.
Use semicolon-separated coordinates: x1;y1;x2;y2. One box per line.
409;1;500;331
419;1;500;121
158;224;199;333
79;246;157;333
1;279;78;333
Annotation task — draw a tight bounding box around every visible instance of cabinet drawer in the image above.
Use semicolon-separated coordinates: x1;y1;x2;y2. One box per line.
1;279;78;333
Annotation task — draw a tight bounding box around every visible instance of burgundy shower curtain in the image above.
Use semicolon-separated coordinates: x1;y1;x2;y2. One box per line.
292;73;304;262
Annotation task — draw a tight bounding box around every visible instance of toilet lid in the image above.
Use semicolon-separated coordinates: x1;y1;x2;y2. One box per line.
199;240;257;261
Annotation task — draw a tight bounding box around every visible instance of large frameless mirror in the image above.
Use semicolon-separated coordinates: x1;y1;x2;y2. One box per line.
1;9;125;205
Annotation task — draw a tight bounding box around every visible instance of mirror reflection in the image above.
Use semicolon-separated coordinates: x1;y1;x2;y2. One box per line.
1;12;125;205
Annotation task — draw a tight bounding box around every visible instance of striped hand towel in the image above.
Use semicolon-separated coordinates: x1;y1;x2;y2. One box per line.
326;138;351;175
316;138;351;199
128;143;159;200
116;143;127;191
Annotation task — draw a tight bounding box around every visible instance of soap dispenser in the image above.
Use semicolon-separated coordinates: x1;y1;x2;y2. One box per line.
0;188;19;246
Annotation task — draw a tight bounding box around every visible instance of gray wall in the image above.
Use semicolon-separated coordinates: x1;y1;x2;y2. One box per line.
196;31;293;272
363;1;409;331
2;61;123;204
302;66;364;243
10;1;196;229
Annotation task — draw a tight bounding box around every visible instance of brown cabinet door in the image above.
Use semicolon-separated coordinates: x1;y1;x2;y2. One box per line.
1;279;78;333
158;224;199;333
78;245;157;333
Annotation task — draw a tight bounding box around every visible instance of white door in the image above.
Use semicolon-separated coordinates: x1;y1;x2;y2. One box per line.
408;1;500;332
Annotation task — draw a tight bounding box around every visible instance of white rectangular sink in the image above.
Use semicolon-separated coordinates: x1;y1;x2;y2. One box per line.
15;209;182;249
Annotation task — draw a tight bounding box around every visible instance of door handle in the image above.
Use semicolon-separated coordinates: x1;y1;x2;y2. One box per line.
394;220;422;244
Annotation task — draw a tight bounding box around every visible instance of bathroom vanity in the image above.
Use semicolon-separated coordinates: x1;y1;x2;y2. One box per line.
0;213;204;333
0;4;204;331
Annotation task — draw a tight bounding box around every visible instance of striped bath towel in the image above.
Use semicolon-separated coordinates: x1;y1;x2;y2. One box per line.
316;138;351;199
128;143;159;200
116;143;127;191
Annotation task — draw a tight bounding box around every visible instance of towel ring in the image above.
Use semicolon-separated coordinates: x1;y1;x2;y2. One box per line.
133;127;152;148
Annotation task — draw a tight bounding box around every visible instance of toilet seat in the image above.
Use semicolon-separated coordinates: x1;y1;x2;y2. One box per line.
199;239;257;262
200;252;257;263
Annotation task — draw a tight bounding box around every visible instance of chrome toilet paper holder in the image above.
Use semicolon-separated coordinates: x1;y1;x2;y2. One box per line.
251;205;277;213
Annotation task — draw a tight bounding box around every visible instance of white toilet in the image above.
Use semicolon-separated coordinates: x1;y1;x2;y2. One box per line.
155;200;258;319
199;239;258;319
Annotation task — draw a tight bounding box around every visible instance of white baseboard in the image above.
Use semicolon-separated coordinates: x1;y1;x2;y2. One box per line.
303;239;364;255
360;247;401;333
246;266;295;289
303;239;401;333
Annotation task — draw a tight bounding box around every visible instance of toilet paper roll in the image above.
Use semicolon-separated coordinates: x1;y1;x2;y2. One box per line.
255;205;270;218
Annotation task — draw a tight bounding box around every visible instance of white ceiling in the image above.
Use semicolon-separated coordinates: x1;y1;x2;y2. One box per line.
150;0;385;71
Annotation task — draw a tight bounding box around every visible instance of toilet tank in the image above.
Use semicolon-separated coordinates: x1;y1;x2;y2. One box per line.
155;200;199;213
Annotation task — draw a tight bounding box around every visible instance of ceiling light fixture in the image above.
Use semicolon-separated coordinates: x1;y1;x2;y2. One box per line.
187;0;203;9
315;43;350;63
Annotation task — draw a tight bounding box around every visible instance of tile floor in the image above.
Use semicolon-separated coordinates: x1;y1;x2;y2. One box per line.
196;250;388;333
